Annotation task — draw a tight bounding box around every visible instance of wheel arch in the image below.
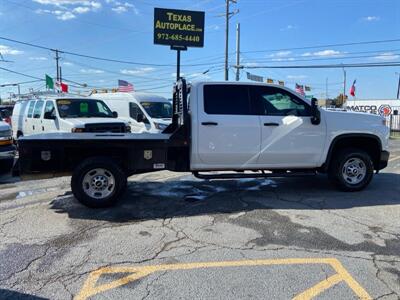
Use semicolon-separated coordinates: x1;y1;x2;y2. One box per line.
323;133;382;171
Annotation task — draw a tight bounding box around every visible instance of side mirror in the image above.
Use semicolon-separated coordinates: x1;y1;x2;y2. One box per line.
44;111;56;120
112;111;118;118
136;113;144;123
310;98;321;125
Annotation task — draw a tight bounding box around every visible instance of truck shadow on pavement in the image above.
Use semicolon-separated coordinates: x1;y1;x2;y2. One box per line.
50;172;400;224
0;289;48;300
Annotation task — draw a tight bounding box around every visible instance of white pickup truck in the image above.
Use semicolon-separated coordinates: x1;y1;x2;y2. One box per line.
16;80;390;208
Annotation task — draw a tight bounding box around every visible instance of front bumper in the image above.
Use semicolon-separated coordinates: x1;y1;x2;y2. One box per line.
0;145;16;160
378;150;390;170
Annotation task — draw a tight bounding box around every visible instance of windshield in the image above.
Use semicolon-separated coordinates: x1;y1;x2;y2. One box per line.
140;102;172;119
56;99;113;118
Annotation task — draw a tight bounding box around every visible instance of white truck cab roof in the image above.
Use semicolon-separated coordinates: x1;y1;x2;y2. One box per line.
190;81;313;106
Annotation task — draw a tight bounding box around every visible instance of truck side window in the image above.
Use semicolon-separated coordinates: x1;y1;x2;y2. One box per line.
44;101;55;118
250;86;311;117
204;85;251;115
33;100;44;119
27;101;36;118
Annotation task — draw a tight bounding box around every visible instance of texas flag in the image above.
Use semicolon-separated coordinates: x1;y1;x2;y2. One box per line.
350;80;356;97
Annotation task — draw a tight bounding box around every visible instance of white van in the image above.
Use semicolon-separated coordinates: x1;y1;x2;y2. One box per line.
92;92;172;133
12;96;130;138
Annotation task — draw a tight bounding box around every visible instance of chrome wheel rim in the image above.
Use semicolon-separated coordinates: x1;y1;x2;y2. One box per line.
82;168;115;199
341;158;366;185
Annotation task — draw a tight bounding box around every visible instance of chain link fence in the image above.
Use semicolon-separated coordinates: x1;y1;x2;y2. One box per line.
387;106;400;138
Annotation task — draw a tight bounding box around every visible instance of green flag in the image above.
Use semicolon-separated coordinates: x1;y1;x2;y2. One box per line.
45;74;54;89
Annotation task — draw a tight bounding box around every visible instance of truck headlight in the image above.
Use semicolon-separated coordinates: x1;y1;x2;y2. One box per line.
125;125;131;133
0;129;12;145
71;128;84;133
154;123;168;130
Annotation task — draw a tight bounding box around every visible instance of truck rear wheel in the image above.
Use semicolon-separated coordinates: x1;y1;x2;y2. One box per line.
71;157;127;208
328;148;374;192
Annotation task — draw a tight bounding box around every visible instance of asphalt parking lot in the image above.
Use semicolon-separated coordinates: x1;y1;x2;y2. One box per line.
0;140;399;300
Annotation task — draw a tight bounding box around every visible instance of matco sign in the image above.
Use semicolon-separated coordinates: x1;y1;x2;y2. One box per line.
346;104;392;117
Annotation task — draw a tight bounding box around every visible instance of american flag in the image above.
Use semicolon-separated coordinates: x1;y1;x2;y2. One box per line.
295;83;305;96
118;80;134;92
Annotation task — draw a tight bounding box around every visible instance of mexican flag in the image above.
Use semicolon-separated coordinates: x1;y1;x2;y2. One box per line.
45;74;54;89
55;81;68;93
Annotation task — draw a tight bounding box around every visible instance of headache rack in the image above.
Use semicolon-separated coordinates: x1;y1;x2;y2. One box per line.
163;78;189;134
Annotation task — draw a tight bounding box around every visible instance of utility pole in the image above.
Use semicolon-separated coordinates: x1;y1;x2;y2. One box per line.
396;72;400;99
224;0;238;81
325;77;328;100
235;23;241;81
343;68;346;105
55;49;60;82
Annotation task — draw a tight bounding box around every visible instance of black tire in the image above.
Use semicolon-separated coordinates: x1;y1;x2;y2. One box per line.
0;158;14;174
328;148;374;192
71;157;127;208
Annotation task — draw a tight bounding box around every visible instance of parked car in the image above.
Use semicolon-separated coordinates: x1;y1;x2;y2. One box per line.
0;105;13;126
12;96;130;139
0;117;16;174
92;92;172;133
17;79;389;208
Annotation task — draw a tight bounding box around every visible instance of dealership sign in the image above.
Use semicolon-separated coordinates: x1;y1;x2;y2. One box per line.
154;8;205;48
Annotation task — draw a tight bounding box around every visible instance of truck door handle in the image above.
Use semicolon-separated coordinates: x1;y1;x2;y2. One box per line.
202;122;218;126
264;122;280;126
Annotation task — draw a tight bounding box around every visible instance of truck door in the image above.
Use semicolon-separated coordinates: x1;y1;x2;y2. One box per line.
42;100;59;132
250;85;326;168
129;102;149;132
24;100;36;135
197;84;261;168
32;100;44;134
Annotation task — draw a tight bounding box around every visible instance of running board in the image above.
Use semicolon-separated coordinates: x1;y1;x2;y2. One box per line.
192;170;316;180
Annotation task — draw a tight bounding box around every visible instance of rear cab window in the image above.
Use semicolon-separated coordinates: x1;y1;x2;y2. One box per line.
204;84;251;115
27;100;36;118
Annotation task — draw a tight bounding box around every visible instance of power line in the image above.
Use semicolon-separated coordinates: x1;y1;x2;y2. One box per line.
243;61;400;69
0;36;226;68
242;52;400;64
241;38;400;54
0;79;42;87
0;66;44;80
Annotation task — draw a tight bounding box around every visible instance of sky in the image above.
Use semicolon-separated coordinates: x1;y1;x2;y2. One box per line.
0;0;399;100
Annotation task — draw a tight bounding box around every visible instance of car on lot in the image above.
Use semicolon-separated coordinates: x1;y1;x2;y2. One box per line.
92;92;172;133
17;80;390;208
0;105;13;126
0;117;16;174
12;96;130;139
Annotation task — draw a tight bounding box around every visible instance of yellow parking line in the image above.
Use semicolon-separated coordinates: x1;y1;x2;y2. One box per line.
293;273;342;300
388;155;400;163
74;258;372;300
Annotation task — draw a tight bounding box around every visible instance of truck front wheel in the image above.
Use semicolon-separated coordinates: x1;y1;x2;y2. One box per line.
71;157;127;208
329;148;374;192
